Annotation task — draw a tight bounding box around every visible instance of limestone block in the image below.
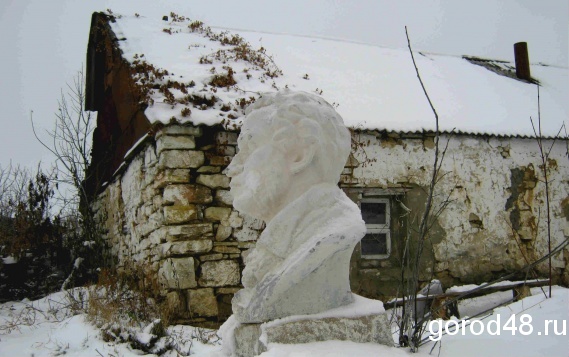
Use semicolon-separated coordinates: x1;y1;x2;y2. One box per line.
163;184;213;205
138;237;151;252
237;242;256;249
165;223;213;241
153;169;191;188
233;324;263;357
159;257;197;289
153;195;163;210
187;288;218;317
229;309;393;356
142;202;154;217
205;207;232;221
159;150;204;169
199;260;240;287
157;135;196;154
216;224;233;241
160;240;213;257
242;214;265;230
199;253;224;262
233;226;260;242
217;287;241;295
213;245;241;254
209;155;232;166
215;131;238;145
158;125;202;137
435;261;449;272
142;186;158;203
196;174;230;189
224;211;243;228
216;145;236;156
265;314;393;346
136;211;163;237
150;261;160;272
340;174;359;185
144;145;158;167
198;166;221;173
144;167;159;190
166;291;185;314
164;205;198;224
148;227;167;245
121;156;144;210
215;190;233;206
214;242;239;246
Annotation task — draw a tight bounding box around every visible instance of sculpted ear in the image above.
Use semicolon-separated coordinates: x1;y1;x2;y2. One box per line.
293;118;321;173
290;136;317;174
273;118;320;175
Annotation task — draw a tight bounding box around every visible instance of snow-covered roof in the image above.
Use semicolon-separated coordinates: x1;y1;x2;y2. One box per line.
109;12;568;138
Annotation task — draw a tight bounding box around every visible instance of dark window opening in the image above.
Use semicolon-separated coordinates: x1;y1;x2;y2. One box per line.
361;233;388;255
360;198;391;259
361;201;387;225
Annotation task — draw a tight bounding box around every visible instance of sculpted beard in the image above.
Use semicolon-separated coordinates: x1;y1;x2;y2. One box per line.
232;149;290;221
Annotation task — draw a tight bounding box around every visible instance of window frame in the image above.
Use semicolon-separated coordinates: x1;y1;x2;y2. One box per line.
360;197;391;260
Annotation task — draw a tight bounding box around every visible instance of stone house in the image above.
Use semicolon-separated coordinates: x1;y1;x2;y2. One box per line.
85;12;569;326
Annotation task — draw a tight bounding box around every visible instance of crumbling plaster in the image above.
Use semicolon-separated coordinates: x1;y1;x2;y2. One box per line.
350;131;569;286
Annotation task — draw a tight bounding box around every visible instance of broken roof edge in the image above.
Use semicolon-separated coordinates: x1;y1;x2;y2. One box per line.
86;12;117;111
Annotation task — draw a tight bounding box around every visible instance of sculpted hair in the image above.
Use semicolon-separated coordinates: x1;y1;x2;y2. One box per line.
245;90;351;183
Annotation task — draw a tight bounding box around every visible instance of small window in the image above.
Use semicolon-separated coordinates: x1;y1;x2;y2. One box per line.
360;198;390;259
361;201;388;226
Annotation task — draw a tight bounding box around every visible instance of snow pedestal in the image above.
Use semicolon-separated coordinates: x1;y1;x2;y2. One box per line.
220;294;394;356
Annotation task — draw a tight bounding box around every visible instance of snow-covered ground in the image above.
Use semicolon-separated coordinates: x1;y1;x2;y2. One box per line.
1;286;567;356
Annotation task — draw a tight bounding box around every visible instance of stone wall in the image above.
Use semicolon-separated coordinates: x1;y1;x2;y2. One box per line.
93;124;263;326
94;125;569;323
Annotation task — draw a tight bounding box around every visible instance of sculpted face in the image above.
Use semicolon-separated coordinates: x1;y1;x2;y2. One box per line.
227;90;351;223
226;111;292;222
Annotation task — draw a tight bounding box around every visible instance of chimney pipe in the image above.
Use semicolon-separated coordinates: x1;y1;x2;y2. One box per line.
514;42;531;81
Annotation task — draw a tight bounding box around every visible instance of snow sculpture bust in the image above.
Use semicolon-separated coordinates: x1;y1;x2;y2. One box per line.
227;90;366;323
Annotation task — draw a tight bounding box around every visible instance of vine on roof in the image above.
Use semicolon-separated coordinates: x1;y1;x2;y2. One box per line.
124;12;286;128
188;20;282;83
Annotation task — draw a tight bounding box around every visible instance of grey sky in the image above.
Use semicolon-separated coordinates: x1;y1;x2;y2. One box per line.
0;0;567;169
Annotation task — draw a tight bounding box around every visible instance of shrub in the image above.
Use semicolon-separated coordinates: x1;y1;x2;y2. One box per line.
0;166;72;301
85;262;182;353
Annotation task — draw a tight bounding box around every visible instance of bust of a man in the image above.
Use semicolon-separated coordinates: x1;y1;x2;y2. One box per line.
226;90;365;323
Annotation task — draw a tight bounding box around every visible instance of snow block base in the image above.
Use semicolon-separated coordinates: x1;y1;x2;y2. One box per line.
232;312;394;356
